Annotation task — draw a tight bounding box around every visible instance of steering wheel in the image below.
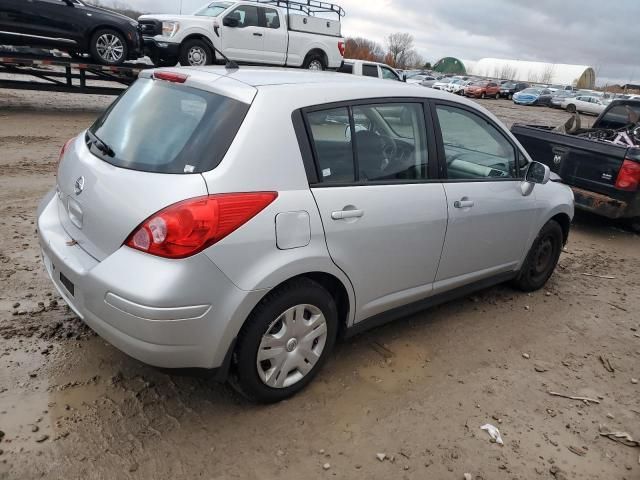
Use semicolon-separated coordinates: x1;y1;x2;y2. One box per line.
378;134;398;160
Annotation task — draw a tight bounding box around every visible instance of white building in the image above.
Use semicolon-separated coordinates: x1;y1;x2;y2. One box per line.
468;58;595;88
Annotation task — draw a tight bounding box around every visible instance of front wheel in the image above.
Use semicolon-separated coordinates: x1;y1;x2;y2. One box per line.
508;93;513;100
495;92;500;99
566;104;576;113
90;29;128;66
481;92;486;99
513;220;563;292
232;278;338;403
179;39;214;66
303;53;325;70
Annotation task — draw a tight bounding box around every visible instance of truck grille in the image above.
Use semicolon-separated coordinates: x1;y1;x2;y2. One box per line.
139;20;162;36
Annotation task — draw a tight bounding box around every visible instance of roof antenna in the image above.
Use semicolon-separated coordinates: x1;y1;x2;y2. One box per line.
210;45;239;70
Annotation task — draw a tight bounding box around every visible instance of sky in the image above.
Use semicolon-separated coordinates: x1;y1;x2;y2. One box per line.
112;0;638;85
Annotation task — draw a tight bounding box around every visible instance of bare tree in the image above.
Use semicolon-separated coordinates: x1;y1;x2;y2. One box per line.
385;33;418;69
499;63;517;80
344;37;385;63
540;63;556;84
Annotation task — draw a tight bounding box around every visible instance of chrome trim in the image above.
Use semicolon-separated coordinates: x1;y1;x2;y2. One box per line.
0;30;77;45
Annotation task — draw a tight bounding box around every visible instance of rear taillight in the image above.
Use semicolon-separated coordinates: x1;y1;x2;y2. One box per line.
57;137;74;168
338;41;345;57
153;71;188;83
125;192;278;259
615;159;640;191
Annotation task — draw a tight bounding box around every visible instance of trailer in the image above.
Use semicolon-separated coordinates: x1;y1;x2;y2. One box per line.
0;51;151;96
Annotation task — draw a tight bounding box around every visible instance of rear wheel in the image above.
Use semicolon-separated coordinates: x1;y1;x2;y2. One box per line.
566;104;577;113
303;53;325;70
513;220;563;292
481;92;486;99
179;39;213;66
495;92;500;99
232;278;338;403
90;29;127;66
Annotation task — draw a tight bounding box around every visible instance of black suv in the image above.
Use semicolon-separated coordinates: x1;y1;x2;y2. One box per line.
500;82;529;100
0;0;142;65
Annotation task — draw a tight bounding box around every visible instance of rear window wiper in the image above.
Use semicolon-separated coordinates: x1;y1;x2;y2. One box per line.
87;130;115;157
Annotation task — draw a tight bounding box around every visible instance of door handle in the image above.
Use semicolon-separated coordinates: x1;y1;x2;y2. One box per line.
453;199;474;209
253;32;263;36
331;209;364;220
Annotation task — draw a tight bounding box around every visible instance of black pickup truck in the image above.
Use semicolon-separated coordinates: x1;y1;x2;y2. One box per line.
512;99;640;231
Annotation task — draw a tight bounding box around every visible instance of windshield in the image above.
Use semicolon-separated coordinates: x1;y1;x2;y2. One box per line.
88;78;249;174
194;1;232;16
502;82;515;88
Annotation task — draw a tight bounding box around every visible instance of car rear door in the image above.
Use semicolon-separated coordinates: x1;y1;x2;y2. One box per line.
259;6;286;64
431;100;538;291
302;100;448;322
361;63;380;79
220;4;265;62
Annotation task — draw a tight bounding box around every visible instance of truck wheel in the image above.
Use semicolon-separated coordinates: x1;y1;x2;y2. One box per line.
179;39;213;67
566;104;576;113
513;220;563;292
90;29;127;66
231;278;338;403
303;53;325;70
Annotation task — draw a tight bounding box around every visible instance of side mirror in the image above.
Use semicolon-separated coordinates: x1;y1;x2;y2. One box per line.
223;16;239;27
521;161;550;196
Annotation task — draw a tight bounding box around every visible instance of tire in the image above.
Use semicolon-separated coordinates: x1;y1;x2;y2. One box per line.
90;29;128;66
513;220;563;292
303;53;325;71
179;39;213;66
495;92;500;99
566;104;576;113
232;278;338;403
626;217;640;233
508;93;513;100
481;92;486;99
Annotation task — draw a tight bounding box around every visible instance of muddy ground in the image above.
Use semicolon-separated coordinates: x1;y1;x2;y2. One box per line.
0;88;638;480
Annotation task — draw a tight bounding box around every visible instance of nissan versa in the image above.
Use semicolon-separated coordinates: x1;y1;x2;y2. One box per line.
37;68;574;403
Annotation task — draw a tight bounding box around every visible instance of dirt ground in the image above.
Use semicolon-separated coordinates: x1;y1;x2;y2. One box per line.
0;88;638;480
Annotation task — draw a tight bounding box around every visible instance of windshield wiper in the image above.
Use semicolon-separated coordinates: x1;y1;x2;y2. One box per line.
87;131;115;157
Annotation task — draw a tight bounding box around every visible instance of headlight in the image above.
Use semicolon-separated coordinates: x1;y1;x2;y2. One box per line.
162;21;180;37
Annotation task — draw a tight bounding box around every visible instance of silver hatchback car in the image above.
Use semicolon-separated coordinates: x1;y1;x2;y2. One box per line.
38;67;574;402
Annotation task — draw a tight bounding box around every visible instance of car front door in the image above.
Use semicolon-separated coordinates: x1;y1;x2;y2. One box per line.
259;7;286;64
431;101;538;292
0;0;80;48
304;101;448;322
220;4;265;62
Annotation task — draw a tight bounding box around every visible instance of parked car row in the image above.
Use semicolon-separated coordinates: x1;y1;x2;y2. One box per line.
0;0;347;70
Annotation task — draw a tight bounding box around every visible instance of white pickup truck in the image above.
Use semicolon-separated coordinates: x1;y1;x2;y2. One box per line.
139;0;345;70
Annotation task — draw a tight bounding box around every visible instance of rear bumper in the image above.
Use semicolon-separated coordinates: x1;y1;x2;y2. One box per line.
37;190;265;371
143;36;180;63
571;186;639;219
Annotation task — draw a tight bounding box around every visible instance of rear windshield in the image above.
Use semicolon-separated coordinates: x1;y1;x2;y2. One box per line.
596;102;640;129
88;78;249;174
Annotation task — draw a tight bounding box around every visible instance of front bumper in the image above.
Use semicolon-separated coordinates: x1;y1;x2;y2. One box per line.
37;190;264;370
143;36;180;63
571;186;639;220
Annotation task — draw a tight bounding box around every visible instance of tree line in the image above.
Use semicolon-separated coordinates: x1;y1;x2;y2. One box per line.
344;33;430;70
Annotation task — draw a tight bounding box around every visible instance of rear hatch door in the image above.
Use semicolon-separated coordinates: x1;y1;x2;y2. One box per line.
56;74;251;261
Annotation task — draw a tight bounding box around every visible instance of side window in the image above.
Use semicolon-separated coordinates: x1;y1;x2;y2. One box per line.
352;103;428;181
227;5;259;27
337;63;353;74
362;64;379;78
263;8;280;28
306;107;355;183
435;105;516;180
381;67;399;81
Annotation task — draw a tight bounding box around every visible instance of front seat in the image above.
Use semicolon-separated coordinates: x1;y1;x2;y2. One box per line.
355;131;386;181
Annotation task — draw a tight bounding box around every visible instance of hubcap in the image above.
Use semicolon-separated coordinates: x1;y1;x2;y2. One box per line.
188;46;207;66
96;33;124;63
257;304;328;389
308;59;323;70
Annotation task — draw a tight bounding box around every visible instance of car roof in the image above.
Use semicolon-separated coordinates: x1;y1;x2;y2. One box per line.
342;59;396;68
139;66;493;114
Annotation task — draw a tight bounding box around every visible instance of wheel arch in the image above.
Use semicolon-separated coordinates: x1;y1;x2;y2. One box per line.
550;212;571;245
303;48;328;68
